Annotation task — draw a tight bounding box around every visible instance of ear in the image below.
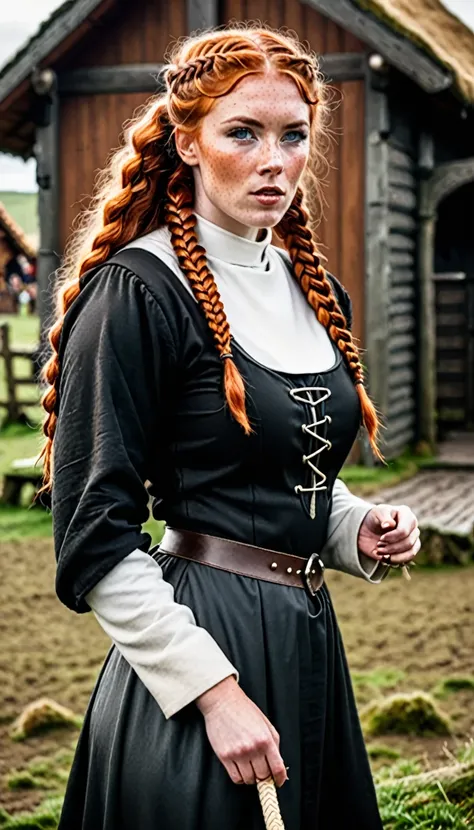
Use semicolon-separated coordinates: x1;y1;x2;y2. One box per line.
174;128;199;167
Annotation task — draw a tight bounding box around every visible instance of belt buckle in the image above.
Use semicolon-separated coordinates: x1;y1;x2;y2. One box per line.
304;552;324;596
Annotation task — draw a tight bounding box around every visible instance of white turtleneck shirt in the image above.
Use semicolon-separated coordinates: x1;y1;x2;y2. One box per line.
85;215;385;720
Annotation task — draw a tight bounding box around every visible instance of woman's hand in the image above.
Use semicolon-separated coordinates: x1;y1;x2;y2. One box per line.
196;676;288;787
358;504;420;566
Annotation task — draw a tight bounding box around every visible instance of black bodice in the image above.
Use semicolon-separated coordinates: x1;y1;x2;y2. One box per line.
52;247;361;612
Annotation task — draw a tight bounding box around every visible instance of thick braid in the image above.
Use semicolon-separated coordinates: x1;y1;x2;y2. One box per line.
165;171;252;436
36;102;179;499
276;192;383;461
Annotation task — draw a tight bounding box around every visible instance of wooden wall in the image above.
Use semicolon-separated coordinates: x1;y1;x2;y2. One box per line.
58;0;367;342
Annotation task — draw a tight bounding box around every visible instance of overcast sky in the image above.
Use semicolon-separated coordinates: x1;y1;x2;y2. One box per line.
1;0;473;192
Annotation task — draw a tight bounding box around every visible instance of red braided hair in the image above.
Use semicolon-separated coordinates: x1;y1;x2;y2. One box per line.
37;24;381;500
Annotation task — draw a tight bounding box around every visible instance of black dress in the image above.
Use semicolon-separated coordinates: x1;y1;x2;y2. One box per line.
52;248;382;829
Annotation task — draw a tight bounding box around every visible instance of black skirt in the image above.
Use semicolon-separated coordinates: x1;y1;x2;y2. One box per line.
58;552;383;830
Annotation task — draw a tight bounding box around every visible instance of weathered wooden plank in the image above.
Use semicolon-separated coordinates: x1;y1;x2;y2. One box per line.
389;233;416;253
389;211;417;233
390;300;414;318
389;167;416;189
187;0;218;30
391;284;415;302
59;65;165;95
437;381;466;398
390;252;414;270
437;358;465;373
387;394;415;417
437;312;466;326
436;288;466;305
385;411;416;436
436;335;466;350
390;315;415;334
388;145;415;170
340;80;365;344
388;366;415;389
389;332;416;354
388;186;417;212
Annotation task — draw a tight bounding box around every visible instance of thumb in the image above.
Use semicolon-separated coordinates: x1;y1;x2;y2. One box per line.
370;505;397;531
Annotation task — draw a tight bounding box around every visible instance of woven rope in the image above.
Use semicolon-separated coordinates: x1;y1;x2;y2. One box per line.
257;777;285;830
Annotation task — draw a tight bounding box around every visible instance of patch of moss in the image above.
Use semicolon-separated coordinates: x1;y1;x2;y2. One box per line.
361;691;451;737
367;744;401;761
6;772;38;790
10;698;82;742
352;667;406;691
433;676;474;698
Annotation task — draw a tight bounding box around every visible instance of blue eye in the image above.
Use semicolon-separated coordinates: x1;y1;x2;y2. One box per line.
229;128;254;140
283;131;307;143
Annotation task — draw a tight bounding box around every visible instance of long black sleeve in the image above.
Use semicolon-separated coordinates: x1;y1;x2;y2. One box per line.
52;263;176;613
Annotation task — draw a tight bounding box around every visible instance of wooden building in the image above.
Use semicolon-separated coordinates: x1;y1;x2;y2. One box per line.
0;202;37;313
0;0;473;459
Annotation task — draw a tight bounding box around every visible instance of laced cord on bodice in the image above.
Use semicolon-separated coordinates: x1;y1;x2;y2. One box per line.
289;386;332;519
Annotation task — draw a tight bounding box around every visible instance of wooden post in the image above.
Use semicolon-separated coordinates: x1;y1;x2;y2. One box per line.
187;0;218;31
32;68;60;369
0;323;21;423
364;67;391;462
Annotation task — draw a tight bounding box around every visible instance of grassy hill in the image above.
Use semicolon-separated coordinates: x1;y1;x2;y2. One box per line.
0;191;38;239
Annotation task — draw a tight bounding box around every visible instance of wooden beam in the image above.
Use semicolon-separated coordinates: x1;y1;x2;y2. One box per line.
0;0;106;105
319;53;365;81
302;0;451;95
58;65;165;96
187;0;218;32
363;69;391;462
31;71;61;357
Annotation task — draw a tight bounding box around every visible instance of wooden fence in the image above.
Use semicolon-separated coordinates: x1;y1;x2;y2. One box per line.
0;322;39;424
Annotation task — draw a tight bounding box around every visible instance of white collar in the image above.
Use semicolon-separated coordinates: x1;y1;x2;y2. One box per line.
195;214;272;268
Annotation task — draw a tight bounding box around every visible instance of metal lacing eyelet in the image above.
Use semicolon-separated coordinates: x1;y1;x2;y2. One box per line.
326;440;333;450
326;415;332;424
294;484;303;494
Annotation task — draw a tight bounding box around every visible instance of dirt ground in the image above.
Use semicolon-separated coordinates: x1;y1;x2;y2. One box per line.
1;538;473;815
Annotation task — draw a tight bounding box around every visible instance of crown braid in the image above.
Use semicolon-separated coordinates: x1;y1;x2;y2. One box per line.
276;190;382;460
165;169;252;436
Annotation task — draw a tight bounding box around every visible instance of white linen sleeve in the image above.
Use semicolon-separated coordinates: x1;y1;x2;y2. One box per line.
85;548;238;719
320;479;388;584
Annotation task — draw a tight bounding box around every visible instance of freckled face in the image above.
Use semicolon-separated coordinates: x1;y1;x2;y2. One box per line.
175;72;311;238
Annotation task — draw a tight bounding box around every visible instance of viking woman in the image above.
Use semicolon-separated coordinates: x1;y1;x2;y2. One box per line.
38;25;420;830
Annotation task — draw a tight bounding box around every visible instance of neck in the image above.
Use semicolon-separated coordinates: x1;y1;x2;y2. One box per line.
193;192;260;241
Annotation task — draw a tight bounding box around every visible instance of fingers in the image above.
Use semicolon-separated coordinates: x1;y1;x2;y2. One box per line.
378;505;418;544
265;741;288;787
227;761;244;785
383;535;421;565
377;525;420;557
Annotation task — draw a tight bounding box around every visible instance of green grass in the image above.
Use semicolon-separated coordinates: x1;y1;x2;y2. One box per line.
0;505;52;540
340;450;434;497
0;192;38;238
353;668;407;691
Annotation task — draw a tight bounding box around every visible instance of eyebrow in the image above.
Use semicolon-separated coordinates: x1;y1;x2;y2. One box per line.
222;116;309;129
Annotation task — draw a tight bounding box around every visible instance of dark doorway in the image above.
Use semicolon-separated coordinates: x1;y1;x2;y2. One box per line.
434;182;474;437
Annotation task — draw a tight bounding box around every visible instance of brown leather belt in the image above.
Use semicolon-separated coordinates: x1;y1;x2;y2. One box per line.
156;527;325;596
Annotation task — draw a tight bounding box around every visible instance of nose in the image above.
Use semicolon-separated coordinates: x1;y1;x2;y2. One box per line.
256;140;284;176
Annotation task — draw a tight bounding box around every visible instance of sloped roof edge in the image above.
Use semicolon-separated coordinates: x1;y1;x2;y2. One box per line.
354;0;474;105
0;0;105;105
0;203;37;259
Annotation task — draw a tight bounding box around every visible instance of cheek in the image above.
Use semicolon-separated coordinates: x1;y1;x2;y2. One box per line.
200;143;253;189
285;150;309;184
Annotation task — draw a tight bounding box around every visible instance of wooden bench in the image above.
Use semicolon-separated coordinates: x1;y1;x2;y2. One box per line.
1;471;43;506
